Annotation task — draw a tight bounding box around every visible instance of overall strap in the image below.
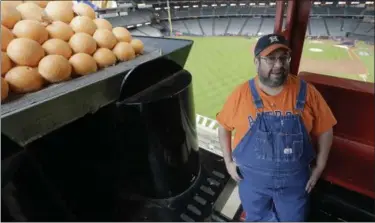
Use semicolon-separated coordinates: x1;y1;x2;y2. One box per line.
249;79;263;109
295;80;307;111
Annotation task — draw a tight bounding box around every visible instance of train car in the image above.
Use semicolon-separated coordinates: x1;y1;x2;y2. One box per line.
1;0;374;221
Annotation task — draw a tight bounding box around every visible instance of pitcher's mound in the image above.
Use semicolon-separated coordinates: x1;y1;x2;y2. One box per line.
359;51;370;56
311;40;323;44
309;48;323;52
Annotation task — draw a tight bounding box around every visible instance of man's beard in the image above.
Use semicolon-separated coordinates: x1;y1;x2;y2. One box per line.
258;66;288;88
259;72;287;87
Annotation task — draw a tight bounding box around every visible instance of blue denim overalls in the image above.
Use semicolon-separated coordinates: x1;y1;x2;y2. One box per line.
232;78;316;222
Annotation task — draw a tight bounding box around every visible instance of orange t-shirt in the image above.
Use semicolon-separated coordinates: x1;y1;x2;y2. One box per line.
216;75;337;150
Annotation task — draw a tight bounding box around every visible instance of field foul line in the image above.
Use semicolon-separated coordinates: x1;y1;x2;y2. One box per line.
349;48;370;77
349;48;362;61
348;52;354;60
348;48;355;60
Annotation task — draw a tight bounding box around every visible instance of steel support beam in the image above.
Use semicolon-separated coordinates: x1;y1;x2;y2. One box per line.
276;0;311;75
274;0;285;34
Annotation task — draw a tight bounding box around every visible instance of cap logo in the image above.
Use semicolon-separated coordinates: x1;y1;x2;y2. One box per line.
269;36;279;43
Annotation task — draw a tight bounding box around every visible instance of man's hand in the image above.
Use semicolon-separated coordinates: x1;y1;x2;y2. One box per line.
218;126;242;182
306;129;333;193
305;165;324;193
226;161;242;182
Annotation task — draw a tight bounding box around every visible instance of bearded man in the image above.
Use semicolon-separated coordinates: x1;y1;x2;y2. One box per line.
216;34;337;222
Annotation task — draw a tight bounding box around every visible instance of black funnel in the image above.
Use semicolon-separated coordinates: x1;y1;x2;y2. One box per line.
116;58;200;199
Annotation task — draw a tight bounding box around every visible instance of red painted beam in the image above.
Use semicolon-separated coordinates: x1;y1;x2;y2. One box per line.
274;0;285;34
284;0;296;41
289;0;311;75
282;0;311;75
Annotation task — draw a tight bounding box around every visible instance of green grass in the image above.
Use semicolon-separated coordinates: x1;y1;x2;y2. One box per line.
354;47;374;80
178;36;374;119
302;41;351;60
181;36;257;118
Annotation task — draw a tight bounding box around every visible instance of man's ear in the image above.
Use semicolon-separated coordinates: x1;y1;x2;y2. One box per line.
254;57;259;68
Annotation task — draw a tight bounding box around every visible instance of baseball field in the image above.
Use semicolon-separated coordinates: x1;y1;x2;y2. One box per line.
178;36;374;119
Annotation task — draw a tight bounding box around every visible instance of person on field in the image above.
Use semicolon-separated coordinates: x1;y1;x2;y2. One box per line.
216;34;337;222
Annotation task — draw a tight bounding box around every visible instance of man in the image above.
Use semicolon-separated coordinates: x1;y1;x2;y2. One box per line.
216;34;337;222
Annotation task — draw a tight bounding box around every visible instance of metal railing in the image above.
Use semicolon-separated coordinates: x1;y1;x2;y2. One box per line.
195;114;224;157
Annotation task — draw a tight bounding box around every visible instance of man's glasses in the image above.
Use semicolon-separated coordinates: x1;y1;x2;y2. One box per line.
259;55;291;65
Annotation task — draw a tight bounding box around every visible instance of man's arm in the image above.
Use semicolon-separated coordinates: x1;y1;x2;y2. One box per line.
305;84;337;192
216;83;244;181
218;126;242;181
305;128;334;193
218;126;232;164
316;128;334;170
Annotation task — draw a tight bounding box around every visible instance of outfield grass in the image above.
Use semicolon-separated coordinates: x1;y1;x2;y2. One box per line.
182;36;256;118
179;36;374;119
354;46;375;79
302;41;351;60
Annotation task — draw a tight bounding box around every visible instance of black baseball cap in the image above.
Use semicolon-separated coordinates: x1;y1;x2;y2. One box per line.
254;34;291;57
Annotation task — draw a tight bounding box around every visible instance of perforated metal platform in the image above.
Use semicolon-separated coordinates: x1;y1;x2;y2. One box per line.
114;148;231;222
